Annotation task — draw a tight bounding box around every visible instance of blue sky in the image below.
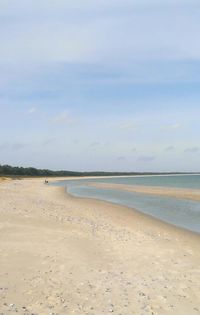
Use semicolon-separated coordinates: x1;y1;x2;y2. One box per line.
0;0;200;171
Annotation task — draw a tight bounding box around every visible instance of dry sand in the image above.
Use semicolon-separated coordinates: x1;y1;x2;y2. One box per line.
89;182;200;202
0;178;200;315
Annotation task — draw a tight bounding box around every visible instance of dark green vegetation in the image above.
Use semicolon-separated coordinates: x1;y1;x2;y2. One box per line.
0;164;81;177
0;164;196;178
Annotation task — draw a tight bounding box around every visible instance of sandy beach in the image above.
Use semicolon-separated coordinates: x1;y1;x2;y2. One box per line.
0;178;200;315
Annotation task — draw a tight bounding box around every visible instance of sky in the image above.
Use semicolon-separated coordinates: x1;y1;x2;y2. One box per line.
0;0;200;172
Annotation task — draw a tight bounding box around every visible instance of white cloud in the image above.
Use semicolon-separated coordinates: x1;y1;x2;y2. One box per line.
28;107;36;114
162;123;181;131
52;111;74;124
119;121;138;130
0;23;95;64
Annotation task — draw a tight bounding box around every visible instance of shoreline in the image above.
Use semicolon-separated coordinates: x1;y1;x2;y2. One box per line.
46;172;200;182
52;178;200;235
65;185;200;237
0;178;200;314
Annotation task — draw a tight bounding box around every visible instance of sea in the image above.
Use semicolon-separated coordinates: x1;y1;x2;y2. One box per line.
53;175;200;234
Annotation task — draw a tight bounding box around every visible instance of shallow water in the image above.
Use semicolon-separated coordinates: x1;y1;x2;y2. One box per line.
68;174;200;189
54;175;200;234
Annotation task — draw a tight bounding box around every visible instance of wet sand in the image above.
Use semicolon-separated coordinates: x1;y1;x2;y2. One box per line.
0;178;200;315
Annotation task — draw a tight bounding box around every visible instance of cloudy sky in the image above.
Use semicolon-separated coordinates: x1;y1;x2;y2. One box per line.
0;0;200;172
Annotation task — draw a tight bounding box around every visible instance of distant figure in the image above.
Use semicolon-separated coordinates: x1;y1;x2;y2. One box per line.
44;179;48;184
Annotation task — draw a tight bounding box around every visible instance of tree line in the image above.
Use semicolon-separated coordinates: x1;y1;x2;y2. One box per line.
0;164;82;177
0;164;190;177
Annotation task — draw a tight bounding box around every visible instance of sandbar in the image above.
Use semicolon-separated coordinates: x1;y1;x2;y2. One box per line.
89;182;200;202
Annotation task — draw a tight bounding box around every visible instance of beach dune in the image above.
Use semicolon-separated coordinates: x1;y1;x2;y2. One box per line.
0;178;200;315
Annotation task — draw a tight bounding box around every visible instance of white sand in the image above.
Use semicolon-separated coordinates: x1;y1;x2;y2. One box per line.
0;178;200;315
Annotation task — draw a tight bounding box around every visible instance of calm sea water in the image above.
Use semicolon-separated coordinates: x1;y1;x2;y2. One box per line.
53;175;200;234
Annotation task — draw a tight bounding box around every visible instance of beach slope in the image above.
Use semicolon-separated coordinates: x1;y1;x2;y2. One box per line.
0;178;200;315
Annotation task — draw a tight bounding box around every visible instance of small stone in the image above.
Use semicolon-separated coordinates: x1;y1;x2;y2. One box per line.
139;292;146;296
106;288;111;292
109;304;114;312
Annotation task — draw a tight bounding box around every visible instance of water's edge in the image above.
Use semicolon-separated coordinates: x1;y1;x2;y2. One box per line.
51;175;200;234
